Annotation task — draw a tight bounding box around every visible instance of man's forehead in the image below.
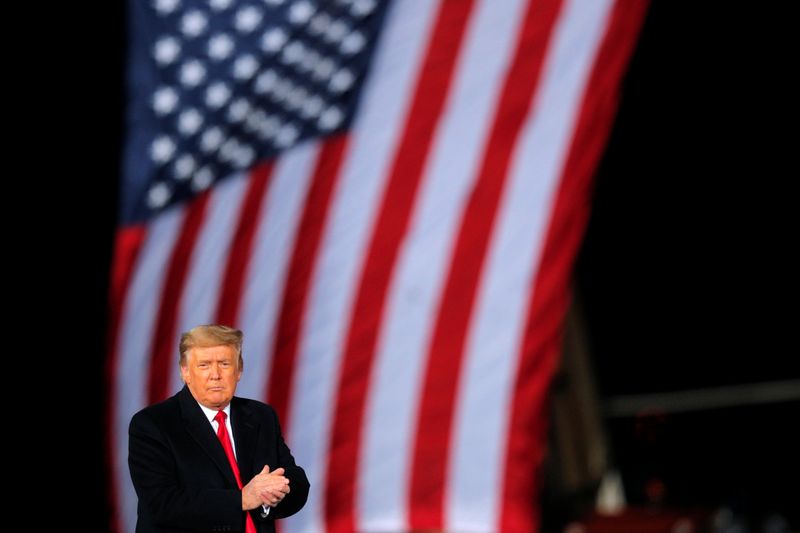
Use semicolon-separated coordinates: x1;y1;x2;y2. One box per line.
191;345;237;358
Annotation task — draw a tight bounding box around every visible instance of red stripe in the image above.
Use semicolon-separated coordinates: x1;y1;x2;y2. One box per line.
408;0;564;529
266;135;349;424
105;225;147;533
499;2;650;531
146;194;211;404
323;2;477;531
215;162;275;327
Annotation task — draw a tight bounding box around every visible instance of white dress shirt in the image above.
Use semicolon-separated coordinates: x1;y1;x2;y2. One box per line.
198;403;237;458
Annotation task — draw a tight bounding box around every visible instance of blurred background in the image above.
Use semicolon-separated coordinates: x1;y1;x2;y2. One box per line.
63;1;797;532
546;3;798;531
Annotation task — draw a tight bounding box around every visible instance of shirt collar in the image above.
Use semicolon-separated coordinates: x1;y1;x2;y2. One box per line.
197;401;231;424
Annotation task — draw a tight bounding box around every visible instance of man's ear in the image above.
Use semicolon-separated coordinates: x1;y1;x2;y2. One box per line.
180;364;190;384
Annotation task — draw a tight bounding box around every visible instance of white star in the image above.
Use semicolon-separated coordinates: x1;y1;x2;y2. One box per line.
286;87;307;111
299;49;319;73
288;0;314;25
177;108;204;135
308;12;331;36
208;0;233;11
181;10;208;38
153;0;180;16
271;78;292;103
151;136;176;163
351;0;376;17
227;98;251;123
258;115;281;140
329;68;354;93
192;166;214;191
300;94;323;119
318;106;343;130
275;123;299;148
324;20;348;43
152;87;179;115
235;6;263;33
180;60;207;87
254;69;278;95
233;55;259;80
245;110;268;132
153;37;181;65
281;40;305;65
219;137;240;162
200;127;225;152
261;27;288;53
147;182;172;209
340;31;365;55
208;34;234;61
205;82;232;108
173;154;196;179
312;57;335;81
232;145;255;168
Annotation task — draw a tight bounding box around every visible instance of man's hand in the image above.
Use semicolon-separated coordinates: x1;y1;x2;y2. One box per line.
242;465;291;510
258;466;291;507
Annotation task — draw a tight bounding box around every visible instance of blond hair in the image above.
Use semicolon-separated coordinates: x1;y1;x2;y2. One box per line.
179;324;244;369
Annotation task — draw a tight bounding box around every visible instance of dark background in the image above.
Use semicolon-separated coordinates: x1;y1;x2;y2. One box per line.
575;1;798;530
47;1;797;531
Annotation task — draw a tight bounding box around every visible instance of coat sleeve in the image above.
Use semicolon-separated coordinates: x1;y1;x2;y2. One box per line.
129;410;244;531
261;407;310;521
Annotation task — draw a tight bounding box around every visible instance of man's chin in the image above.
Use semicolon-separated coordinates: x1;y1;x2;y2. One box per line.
204;391;230;405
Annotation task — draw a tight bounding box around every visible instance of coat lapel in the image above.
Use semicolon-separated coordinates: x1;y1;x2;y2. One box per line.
178;386;239;488
230;397;259;484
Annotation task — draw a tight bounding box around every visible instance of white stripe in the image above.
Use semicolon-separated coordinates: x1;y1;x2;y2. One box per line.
282;1;442;531
112;208;185;533
169;174;249;394
358;0;529;529
447;0;616;530
238;142;320;399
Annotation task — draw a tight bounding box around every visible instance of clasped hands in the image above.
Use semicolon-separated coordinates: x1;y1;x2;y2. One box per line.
242;465;291;511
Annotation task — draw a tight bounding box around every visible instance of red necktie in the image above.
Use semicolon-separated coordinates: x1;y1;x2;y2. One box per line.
214;410;257;533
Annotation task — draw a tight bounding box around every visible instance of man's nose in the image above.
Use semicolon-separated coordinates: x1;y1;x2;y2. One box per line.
209;364;221;378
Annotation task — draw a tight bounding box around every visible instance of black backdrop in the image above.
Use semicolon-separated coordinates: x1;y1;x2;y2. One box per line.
577;1;798;528
46;1;797;530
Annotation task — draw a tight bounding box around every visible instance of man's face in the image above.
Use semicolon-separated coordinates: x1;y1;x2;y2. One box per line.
181;344;242;410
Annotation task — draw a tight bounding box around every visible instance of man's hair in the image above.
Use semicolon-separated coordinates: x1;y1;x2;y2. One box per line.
179;324;244;369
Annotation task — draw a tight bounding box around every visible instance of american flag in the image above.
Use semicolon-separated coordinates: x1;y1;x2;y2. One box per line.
108;0;647;531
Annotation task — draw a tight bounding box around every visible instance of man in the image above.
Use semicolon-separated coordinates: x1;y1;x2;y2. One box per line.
129;325;309;532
